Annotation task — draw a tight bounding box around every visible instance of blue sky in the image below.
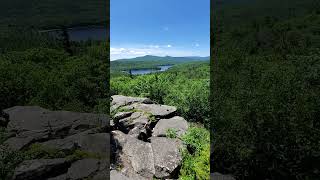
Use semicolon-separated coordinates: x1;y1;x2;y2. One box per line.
111;0;210;60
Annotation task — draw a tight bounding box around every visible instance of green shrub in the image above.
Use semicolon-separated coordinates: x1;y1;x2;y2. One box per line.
166;128;178;138
180;127;210;180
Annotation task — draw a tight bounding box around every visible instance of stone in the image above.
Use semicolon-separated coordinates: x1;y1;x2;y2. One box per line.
151;137;182;178
126;103;176;118
118;112;149;132
211;172;236;180
4;106;108;138
111;95;152;109
12;158;69;180
112;131;155;178
41;132;109;158
152;116;188;137
110;170;130;180
114;111;133;121
128;126;148;140
66;159;100;180
47;174;67;180
3;136;34;151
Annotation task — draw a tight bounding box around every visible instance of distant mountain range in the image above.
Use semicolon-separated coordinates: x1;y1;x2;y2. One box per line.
114;55;210;62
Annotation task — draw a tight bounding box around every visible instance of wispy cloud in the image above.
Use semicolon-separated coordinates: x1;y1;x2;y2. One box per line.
111;44;204;60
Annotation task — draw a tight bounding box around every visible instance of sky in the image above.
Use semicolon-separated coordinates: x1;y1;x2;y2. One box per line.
111;0;210;60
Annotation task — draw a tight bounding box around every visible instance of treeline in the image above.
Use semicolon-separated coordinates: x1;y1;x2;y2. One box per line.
211;1;320;179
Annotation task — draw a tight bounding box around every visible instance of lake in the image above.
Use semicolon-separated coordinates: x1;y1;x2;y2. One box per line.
125;65;173;75
40;26;107;41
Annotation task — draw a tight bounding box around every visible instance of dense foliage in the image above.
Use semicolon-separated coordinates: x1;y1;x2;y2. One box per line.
211;1;320;179
0;30;109;113
180;126;210;180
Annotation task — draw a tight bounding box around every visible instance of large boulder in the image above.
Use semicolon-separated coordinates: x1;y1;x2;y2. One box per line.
112;131;155;178
12;158;70;180
41;132;109;157
151;137;182;178
66;159;100;180
111;95;152;109
4;106;108;138
125;103;176;118
152;116;188;137
117;112;149;132
3;136;34;151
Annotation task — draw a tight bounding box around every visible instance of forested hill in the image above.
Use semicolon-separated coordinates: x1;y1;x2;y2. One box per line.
111;55;209;72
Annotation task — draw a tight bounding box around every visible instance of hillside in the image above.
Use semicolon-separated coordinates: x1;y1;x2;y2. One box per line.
111;55;209;74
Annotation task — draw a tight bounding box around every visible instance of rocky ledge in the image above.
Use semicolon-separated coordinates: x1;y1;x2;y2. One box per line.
0;106;109;180
110;95;189;179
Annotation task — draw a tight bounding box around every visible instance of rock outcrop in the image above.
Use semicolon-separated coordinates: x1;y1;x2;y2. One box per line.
110;95;188;179
0;106;109;180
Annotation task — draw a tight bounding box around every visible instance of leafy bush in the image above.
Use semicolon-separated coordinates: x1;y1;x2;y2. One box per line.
180;127;210;180
166;128;178;139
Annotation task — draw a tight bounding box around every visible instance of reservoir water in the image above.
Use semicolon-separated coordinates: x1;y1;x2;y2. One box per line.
126;65;173;75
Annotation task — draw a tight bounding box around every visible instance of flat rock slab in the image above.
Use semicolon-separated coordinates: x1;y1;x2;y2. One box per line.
47;174;67;180
41;132;109;158
110;170;149;180
151;137;182;178
111;95;152;109
3;136;34;151
125;103;177;118
118;112;149;131
67;159;100;180
112;131;155;178
4;106;108;137
152;116;188;137
12;158;69;180
211;173;236;180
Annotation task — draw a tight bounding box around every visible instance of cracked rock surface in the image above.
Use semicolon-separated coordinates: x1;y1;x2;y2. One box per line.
110;95;188;179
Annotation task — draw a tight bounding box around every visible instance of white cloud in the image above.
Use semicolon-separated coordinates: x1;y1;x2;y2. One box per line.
110;44;205;60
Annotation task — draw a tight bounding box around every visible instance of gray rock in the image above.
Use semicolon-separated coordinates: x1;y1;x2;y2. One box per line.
110;170;130;180
3;136;34;151
41;133;109;158
211;172;236;180
92;170;109;180
66;159;100;180
112;131;155;178
110;170;149;180
118;112;149;132
47;174;67;180
128;126;147;139
114;111;133;121
152;116;188;137
4;106;108;138
126;103;176;118
151;137;182;178
12;158;69;180
111;95;152;109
